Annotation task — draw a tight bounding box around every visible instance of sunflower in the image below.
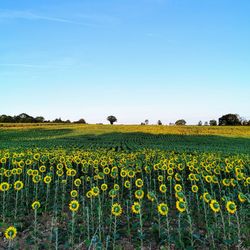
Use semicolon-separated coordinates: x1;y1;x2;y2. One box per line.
70;190;78;198
174;184;182;192
0;182;10;192
114;184;120;191
14;180;24;191
91;187;100;196
111;203;122;216
226;201;237;214
158;203;169;216
209;199;220;213
238;193;246;203
124;180;131;189
101;183;108;191
44;175;52;184
120;169;127;178
39;165;46;173
4;226;17;240
158;175;164;182
74;178;81;187
32;201;41;210
147;192;155;202
86;190;93;198
128;170;135;178
203;192;211;203
56;169;64;177
191;185;198;193
176;200;186;213
159;184;167;193
69;200;80;212
135;189;144;200
131;201;141;214
103;167;110;175
32;175;41;184
135;178;144;188
167;168;174;175
109;189;117;198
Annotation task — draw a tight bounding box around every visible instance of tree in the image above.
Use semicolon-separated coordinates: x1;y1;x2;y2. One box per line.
145;119;149;125
157;120;162;125
35;116;45;123
218;114;241;126
198;121;202;126
107;115;117;125
204;121;208;126
74;119;86;124
209;120;217;126
175;119;186;126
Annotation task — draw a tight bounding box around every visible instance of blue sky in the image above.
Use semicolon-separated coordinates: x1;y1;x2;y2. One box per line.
0;0;249;124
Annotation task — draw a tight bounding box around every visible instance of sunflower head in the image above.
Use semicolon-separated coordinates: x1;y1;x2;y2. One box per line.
5;226;17;240
14;181;24;191
131;201;141;214
176;200;186;213
135;189;144;200
32;201;41;210
210;199;220;213
226;201;237;214
111;203;122;216
158;203;169;216
69;200;80;212
135;178;144;188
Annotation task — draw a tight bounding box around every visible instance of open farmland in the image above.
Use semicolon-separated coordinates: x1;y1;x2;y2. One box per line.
0;124;250;249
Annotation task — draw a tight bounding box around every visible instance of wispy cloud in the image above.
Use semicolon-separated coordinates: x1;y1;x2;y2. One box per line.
0;9;98;26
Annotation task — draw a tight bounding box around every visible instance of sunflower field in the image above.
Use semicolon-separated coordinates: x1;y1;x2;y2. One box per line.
0;125;250;249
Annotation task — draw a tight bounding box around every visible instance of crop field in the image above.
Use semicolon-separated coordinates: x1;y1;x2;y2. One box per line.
0;124;250;249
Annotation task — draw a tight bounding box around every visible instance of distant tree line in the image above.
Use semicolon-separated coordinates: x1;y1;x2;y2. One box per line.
0;113;86;124
0;113;249;126
141;114;250;126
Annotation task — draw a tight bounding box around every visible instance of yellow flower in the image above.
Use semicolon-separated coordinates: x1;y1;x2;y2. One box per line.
32;201;41;210
5;226;17;240
174;184;182;192
176;200;186;213
131;201;141;214
124;180;131;189
158;175;164;182
226;201;237;214
158;203;169;216
159;184;167;193
147;192;155;202
191;185;198;193
14;180;24;191
44;175;52;184
135;178;144;188
111;203;122;216
0;182;10;192
32;175;41;184
209;199;220;213
203;192;211;203
238;193;246;203
70;190;78;198
39;165;46;173
109;189;117;198
91;186;100;196
86;190;93;198
103;167;110;175
69;200;80;212
74;178;81;187
114;184;120;191
101;183;108;191
135;189;144;200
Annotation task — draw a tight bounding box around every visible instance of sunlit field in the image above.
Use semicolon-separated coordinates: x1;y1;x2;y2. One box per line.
0;124;249;249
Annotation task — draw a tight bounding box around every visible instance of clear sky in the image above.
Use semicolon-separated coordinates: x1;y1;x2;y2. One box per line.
0;0;249;124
